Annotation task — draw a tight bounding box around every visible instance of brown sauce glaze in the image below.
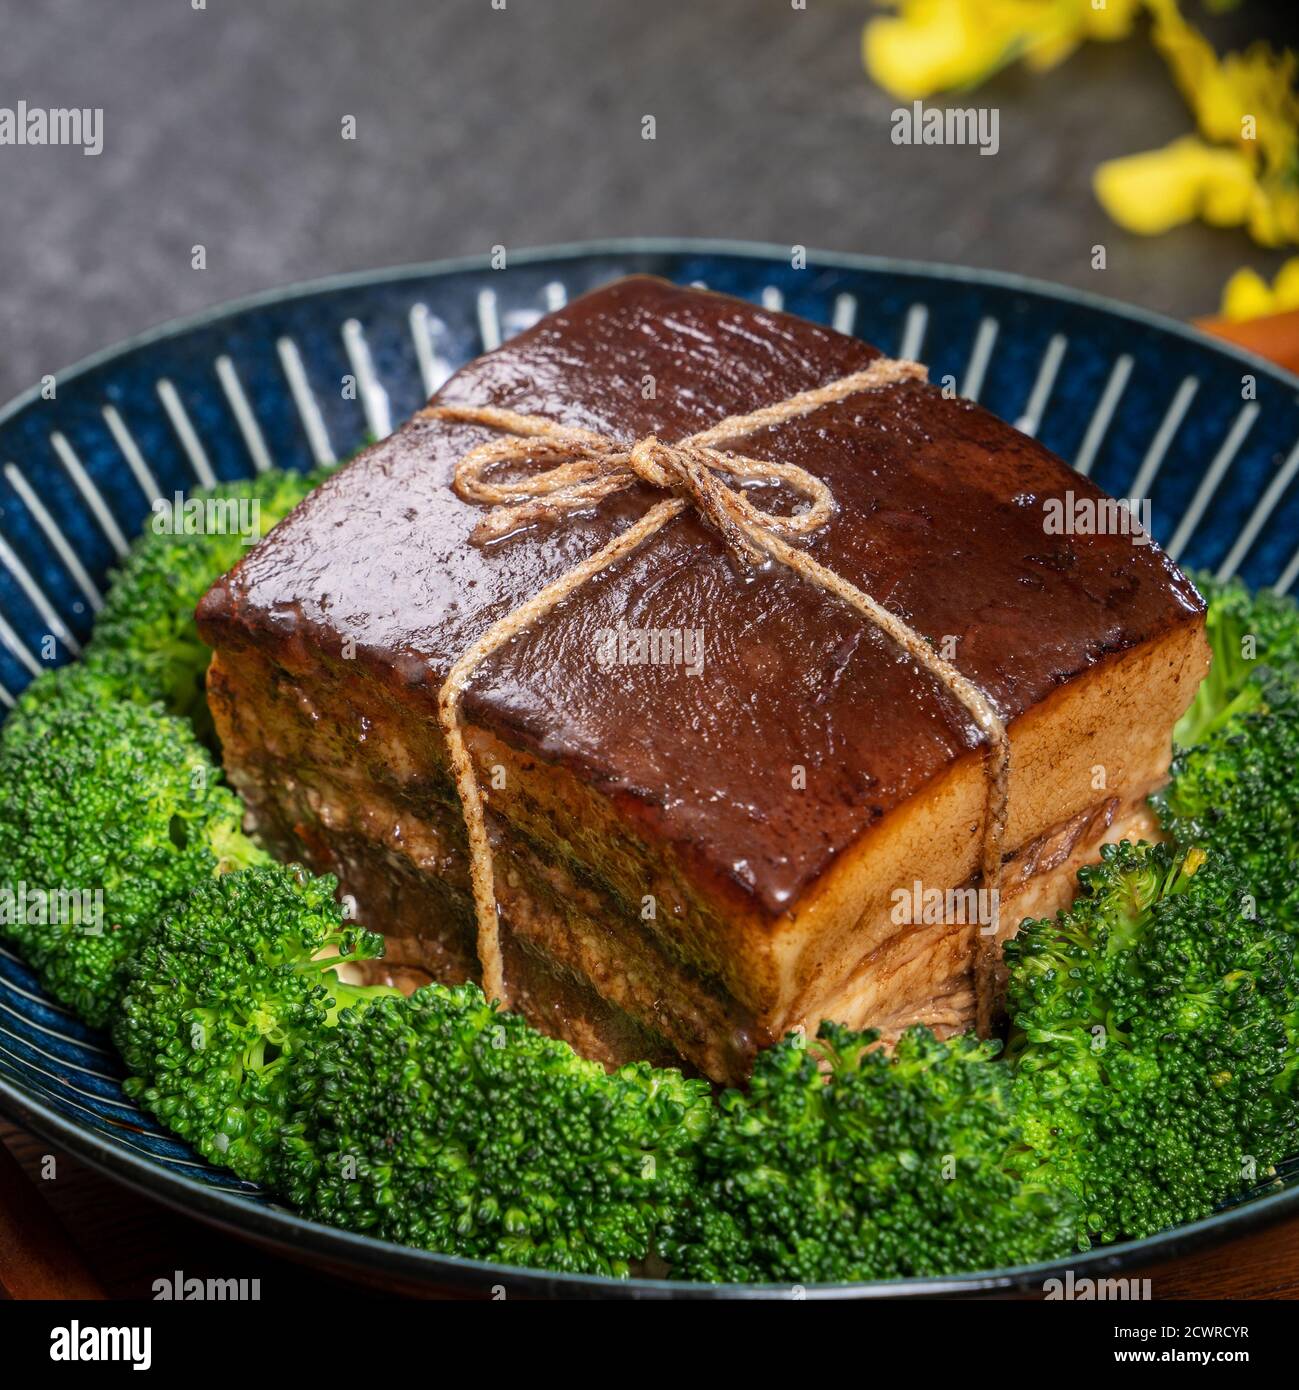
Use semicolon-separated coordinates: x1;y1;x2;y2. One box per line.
198;276;1203;919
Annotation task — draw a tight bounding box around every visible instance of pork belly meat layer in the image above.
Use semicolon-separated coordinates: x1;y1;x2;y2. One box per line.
198;276;1207;1083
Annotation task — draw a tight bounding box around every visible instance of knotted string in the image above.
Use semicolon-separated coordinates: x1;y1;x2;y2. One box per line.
417;354;1010;1037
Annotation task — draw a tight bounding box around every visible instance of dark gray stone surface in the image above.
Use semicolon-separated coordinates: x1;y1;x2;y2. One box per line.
1;0;1295;401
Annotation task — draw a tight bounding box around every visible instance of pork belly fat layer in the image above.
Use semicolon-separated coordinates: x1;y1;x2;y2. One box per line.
205;644;766;1081
204;627;1191;1084
198;275;1207;1081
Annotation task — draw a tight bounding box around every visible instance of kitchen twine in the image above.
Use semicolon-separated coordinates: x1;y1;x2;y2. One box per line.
416;354;1011;1038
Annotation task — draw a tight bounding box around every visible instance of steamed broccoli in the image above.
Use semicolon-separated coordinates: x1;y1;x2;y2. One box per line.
1172;574;1299;750
276;984;712;1277
1005;840;1297;1249
84;469;327;721
115;862;392;1185
660;1024;1077;1283
2;660;133;743
1153;574;1299;934
0;664;265;1026
10;496;1299;1287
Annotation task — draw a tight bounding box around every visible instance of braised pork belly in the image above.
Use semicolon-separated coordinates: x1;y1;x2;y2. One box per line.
198;277;1207;1083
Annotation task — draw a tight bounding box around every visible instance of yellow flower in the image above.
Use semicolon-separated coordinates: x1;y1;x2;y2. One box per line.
863;0;1140;102
1143;0;1299;246
1248;188;1299;249
1278;257;1299;302
1220;267;1275;321
1220;256;1299;320
1144;0;1242;145
1148;0;1298;156
1094;135;1258;236
862;0;1299;251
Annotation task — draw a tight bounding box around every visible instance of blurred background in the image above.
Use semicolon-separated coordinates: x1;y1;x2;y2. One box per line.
1;0;1297;401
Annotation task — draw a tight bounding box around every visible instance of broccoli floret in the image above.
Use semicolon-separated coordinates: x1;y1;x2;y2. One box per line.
1172;574;1299;750
84;469;327;721
115;863;391;1185
1005;840;1297;1249
661;1024;1076;1283
276;985;712;1277
0;664;265;1027
2;660;133;740
1154;574;1299;934
1157;671;1299;933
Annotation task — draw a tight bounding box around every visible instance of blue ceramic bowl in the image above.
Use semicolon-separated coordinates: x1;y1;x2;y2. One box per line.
1;241;1297;1298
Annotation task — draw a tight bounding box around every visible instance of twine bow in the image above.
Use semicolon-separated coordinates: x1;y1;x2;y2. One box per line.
417;354;1011;1038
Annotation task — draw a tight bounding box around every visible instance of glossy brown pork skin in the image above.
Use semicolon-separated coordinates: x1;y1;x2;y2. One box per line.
197;276;1205;1074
